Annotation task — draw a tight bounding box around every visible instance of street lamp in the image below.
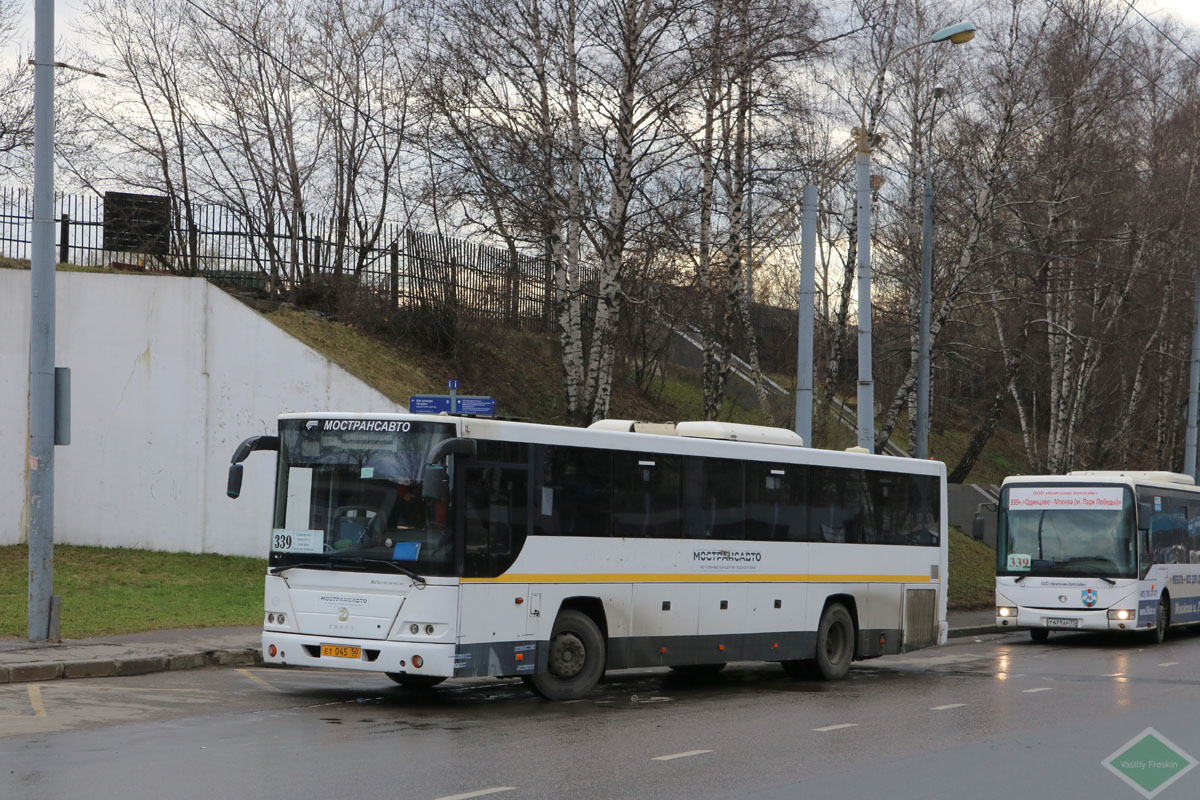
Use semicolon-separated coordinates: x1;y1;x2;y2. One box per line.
915;84;946;460
853;20;976;454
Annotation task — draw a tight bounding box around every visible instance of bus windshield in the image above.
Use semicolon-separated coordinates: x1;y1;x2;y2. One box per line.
270;419;456;575
998;484;1136;579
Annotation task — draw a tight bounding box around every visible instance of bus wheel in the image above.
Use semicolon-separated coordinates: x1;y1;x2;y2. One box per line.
813;603;854;681
529;609;606;701
1029;628;1050;643
1143;596;1168;645
385;673;446;689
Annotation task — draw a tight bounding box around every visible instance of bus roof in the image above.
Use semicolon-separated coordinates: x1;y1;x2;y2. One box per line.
276;412;946;477
1002;471;1196;490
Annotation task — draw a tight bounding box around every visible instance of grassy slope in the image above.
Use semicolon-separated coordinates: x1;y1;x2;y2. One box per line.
948;527;997;609
0;545;266;637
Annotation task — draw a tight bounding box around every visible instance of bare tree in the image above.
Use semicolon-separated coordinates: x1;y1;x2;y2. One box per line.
0;0;35;175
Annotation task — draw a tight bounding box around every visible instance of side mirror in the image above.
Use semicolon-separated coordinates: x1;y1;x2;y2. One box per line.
227;463;244;499
971;512;985;541
227;434;278;500
422;464;449;501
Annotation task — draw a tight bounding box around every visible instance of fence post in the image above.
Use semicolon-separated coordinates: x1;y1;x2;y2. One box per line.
58;213;68;265
390;240;399;308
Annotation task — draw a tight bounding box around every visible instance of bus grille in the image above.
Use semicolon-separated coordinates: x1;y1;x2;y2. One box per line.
904;589;938;649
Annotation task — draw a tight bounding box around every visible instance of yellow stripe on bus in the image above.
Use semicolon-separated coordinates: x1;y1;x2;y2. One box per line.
462;574;932;584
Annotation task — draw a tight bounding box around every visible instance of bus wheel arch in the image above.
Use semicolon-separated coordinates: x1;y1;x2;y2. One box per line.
528;603;607;701
823;593;860;657
557;596;609;641
812;597;856;680
1145;591;1170;644
782;594;859;680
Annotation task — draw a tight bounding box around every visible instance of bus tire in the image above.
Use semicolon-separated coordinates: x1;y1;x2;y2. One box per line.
1143;595;1168;645
384;673;446;689
813;603;854;681
1029;628;1050;643
528;609;606;701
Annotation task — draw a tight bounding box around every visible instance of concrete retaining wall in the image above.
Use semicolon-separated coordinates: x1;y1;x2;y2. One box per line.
1;271;404;557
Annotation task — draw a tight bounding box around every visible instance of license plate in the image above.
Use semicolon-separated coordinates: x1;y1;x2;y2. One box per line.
320;644;362;659
1043;617;1078;629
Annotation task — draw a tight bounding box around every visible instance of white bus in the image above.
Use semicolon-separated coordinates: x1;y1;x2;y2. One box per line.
996;471;1200;643
228;412;948;700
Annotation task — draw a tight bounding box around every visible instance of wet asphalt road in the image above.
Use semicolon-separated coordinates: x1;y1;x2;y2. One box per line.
2;628;1199;800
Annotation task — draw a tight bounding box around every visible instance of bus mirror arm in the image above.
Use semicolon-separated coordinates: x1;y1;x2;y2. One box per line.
227;435;280;499
427;437;476;464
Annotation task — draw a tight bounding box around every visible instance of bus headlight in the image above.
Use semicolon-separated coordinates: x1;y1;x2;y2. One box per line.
1107;609;1132;621
997;606;1016;618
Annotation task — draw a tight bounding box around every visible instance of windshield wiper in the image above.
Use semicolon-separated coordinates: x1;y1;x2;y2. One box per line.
269;561;334;575
1056;557;1119;585
1070;569;1117;586
334;557;426;587
1013;574;1029;584
269;557;426;586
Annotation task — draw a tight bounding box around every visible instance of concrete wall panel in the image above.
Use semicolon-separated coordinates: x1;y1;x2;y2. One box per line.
1;271;404;556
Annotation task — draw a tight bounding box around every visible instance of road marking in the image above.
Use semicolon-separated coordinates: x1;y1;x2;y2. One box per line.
813;723;857;732
433;788;516;800
652;750;712;761
1022;687;1052;693
52;686;205;692
236;668;281;692
1158;662;1179;667
930;703;966;711
27;685;46;717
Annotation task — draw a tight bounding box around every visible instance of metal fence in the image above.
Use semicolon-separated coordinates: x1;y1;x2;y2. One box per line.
0;187;551;327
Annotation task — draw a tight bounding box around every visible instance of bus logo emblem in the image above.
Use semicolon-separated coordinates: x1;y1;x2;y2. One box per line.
337;608;350;622
1082;589;1097;607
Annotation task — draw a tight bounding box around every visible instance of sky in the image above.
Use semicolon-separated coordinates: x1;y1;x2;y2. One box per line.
6;0;1200;63
1144;0;1200;29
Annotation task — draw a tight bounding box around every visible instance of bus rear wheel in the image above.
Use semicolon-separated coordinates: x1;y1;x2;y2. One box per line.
384;673;446;689
812;603;854;681
528;609;606;701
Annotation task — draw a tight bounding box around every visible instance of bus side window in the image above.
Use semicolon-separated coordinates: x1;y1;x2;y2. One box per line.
808;467;869;544
612;453;681;538
534;446;611;537
747;464;805;542
463;465;528;577
683;457;745;540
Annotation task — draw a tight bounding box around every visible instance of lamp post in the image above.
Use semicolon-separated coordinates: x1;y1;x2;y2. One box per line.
915;85;945;460
28;0;56;642
854;20;975;454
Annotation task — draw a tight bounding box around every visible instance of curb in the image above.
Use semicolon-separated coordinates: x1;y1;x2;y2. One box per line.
0;648;262;685
949;624;1023;639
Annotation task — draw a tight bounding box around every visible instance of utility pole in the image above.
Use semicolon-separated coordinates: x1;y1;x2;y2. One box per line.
855;138;874;452
915;85;945;460
1186;269;1200;480
795;185;818;445
28;0;57;642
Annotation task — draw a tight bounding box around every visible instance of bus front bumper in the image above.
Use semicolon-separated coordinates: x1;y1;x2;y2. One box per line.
261;632;457;677
996;608;1145;633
